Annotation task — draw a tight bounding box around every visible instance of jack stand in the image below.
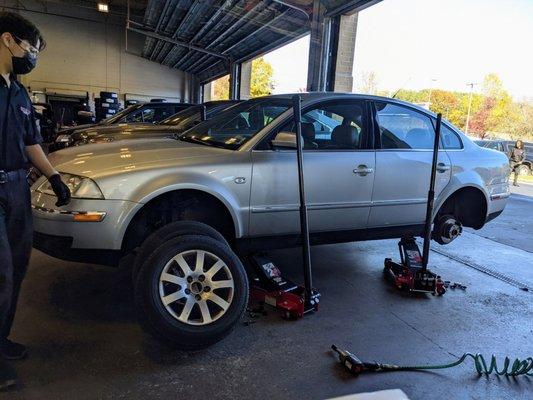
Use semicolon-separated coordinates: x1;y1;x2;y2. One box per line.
384;113;447;296
248;254;320;320
384;238;446;295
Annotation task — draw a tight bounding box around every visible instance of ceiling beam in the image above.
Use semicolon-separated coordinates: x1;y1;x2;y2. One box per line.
128;24;230;60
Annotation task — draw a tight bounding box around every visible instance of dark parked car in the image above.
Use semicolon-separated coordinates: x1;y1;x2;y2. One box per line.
51;102;196;152
53;100;240;149
474;139;532;175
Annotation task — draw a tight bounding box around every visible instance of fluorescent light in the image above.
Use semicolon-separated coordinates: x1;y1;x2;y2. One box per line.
97;2;109;13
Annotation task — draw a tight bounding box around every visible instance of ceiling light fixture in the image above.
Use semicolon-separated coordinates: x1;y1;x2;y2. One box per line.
97;2;109;13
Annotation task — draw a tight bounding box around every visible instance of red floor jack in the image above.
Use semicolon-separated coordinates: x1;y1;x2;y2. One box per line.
383;114;446;296
248;95;320;319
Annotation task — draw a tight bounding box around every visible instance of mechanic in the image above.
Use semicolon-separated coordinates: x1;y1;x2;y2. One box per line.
0;11;70;385
509;139;525;187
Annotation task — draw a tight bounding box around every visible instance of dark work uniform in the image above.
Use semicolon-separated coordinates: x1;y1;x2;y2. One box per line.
0;75;42;340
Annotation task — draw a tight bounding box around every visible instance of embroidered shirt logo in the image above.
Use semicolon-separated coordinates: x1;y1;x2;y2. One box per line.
20;106;31;116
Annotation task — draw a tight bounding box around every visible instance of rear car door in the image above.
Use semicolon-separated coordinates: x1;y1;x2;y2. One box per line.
367;101;452;228
249;99;375;236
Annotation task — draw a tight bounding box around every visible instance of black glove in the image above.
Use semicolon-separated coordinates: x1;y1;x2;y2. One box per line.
48;174;71;207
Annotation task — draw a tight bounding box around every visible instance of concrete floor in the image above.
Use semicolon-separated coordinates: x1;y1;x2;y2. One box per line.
3;185;533;399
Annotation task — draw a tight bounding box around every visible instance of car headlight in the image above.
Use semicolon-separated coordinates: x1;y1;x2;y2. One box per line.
55;134;72;143
37;173;104;199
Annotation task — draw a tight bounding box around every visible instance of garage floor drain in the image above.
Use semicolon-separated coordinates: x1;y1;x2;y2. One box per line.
430;246;531;292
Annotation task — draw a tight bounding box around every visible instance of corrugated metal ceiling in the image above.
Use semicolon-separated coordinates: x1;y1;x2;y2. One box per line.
137;0;377;82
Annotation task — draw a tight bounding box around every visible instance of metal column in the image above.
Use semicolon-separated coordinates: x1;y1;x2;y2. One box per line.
229;62;242;100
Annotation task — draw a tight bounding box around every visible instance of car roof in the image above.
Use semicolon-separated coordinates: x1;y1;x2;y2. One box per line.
252;92;439;117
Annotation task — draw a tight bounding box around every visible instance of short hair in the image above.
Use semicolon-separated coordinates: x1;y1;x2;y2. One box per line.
0;11;46;50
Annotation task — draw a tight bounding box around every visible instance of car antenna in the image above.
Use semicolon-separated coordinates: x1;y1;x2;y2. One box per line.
391;77;412;99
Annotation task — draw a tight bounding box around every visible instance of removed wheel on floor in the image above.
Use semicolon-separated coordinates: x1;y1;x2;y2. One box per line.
135;234;248;350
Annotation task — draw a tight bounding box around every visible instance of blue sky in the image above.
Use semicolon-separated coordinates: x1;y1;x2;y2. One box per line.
264;0;533;101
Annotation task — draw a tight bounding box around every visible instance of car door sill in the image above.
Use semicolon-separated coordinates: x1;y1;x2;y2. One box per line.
236;224;425;253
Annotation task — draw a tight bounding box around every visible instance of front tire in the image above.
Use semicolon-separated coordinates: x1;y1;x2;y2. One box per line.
131;221;229;283
135;235;248;350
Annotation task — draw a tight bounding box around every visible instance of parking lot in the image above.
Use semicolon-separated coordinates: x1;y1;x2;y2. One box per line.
4;184;531;400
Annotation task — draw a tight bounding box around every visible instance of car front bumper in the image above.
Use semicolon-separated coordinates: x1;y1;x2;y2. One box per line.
31;190;139;257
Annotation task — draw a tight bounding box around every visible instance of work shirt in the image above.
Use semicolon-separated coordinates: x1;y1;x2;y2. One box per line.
0;75;42;171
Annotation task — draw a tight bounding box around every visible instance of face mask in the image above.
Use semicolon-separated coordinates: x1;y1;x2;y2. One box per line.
6;39;38;75
9;49;37;75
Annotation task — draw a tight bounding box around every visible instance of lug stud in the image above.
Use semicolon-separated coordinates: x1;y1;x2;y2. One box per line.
185;289;191;295
187;276;193;283
195;294;201;300
198;274;205;282
204;286;211;292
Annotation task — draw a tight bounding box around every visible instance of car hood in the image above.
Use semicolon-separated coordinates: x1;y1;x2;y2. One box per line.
58;123;100;135
70;123;160;139
48;138;230;179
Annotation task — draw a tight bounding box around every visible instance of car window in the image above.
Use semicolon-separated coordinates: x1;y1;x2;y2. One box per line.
179;98;291;150
376;102;434;150
280;101;366;150
441;124;463;149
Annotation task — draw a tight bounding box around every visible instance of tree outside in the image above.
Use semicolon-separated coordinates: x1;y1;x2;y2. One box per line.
210;57;274;100
358;72;533;141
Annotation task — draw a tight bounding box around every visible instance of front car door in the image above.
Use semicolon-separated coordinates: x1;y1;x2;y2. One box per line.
367;101;452;228
249;99;375;237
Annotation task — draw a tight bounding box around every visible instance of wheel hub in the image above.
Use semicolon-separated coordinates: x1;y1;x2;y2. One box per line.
158;249;235;326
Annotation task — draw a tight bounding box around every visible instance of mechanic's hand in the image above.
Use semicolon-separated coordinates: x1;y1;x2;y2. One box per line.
48;174;71;207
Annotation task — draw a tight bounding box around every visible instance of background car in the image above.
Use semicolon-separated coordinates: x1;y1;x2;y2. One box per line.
51;102;197;152
31;93;509;350
474;139;532;175
69;100;241;147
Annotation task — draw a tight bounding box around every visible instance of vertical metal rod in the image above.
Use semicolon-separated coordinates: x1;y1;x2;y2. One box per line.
292;95;313;302
422;113;442;269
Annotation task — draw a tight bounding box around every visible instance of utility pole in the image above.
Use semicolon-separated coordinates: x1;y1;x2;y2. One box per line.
427;78;437;107
465;82;476;134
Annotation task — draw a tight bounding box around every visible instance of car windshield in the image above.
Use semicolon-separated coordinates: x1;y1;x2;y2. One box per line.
100;104;141;124
159;106;201;126
178;98;291;150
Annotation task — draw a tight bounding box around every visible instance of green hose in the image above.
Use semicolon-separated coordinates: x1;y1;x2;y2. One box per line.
395;353;533;377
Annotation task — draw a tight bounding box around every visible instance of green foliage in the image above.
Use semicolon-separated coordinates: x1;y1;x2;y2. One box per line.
387;74;532;141
211;57;274;100
250;57;274;98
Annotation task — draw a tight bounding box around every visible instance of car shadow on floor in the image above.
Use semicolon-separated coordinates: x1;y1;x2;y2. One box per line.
46;262;136;324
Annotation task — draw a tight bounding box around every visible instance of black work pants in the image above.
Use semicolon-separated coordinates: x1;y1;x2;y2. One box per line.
0;173;32;340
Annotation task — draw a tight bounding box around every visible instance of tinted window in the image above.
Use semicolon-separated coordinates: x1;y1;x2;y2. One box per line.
376;102;434;149
441;125;463;149
280;101;366;150
481;141;500;150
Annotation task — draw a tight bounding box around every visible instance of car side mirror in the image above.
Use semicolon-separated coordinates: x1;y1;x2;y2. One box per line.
271;131;296;149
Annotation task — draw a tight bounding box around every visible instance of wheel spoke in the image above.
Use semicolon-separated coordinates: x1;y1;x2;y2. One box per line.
205;260;225;279
198;300;212;324
195;250;205;272
161;272;186;286
178;297;195;322
173;254;192;275
162;290;185;306
209;293;230;310
211;279;234;290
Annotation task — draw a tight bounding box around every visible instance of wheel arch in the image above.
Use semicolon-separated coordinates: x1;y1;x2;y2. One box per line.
121;187;241;253
435;185;488;229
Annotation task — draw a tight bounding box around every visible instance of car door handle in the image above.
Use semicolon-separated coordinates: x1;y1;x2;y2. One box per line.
353;165;374;176
437;163;451;172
